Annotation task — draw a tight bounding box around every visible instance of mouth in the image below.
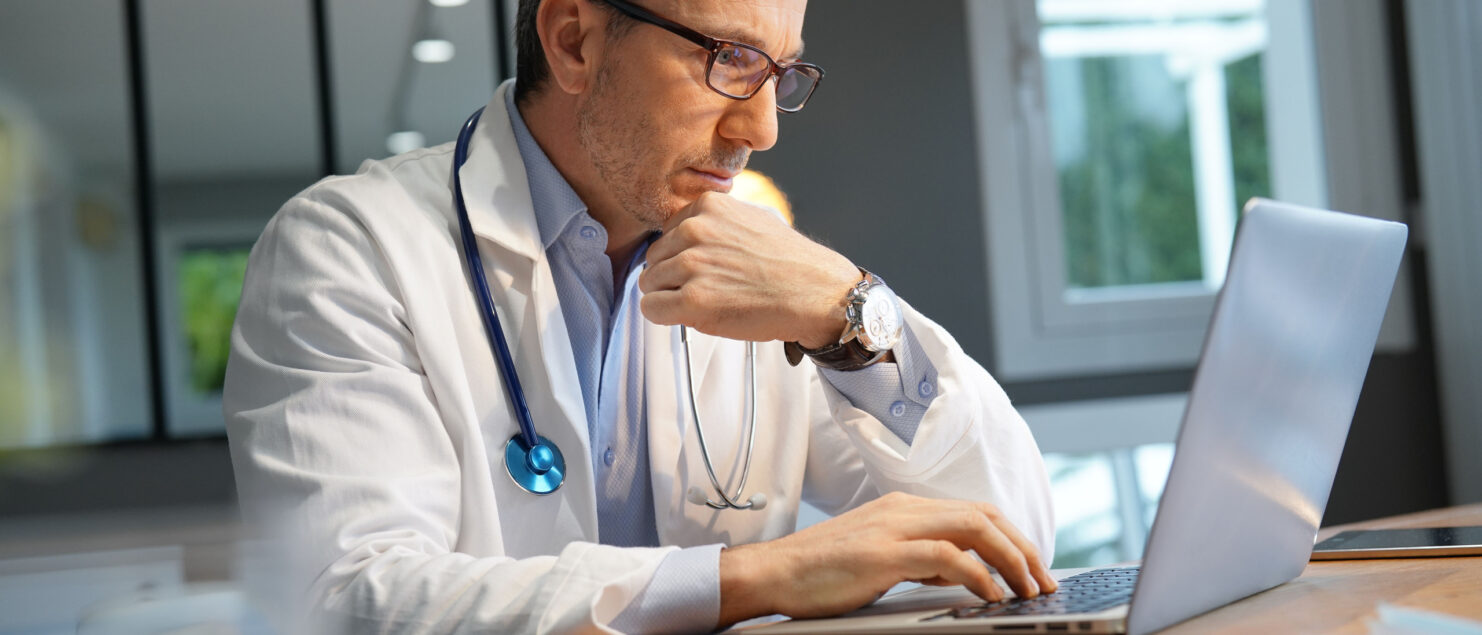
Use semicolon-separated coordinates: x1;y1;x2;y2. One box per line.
687;167;738;192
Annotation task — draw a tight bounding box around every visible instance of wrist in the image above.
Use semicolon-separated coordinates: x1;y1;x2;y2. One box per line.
717;543;777;628
798;266;863;348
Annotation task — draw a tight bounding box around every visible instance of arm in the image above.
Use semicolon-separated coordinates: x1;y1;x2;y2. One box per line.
638;192;1057;627
225;195;672;633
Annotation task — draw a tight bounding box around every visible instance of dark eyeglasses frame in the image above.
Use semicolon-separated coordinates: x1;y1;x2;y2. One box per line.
596;0;824;113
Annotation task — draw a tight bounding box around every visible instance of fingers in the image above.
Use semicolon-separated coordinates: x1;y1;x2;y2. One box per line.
639;289;685;327
949;512;1041;600
890;500;1051;599
898;540;1004;603
647;196;715;266
638;248;700;295
661;193;708;234
974;502;1058;594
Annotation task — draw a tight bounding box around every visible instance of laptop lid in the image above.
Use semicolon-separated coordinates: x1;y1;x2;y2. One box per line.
1125;199;1407;634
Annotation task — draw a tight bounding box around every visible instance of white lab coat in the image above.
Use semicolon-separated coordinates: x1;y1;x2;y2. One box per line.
224;81;1053;634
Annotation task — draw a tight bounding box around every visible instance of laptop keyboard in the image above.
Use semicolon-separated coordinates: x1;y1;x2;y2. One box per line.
927;566;1140;620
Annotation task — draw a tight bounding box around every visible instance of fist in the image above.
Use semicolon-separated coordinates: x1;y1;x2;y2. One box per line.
639;192;861;347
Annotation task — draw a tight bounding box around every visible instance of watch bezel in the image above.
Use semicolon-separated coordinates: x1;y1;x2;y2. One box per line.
851;277;903;353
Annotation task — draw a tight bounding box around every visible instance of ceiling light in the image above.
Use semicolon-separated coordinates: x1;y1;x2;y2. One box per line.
430;0;469;6
412;39;455;63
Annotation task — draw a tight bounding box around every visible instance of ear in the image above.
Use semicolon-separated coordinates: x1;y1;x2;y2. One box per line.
536;0;607;95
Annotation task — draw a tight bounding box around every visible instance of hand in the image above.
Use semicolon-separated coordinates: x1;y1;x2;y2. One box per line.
716;492;1057;627
639;192;861;348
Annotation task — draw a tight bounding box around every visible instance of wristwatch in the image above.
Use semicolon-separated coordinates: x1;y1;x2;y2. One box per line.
785;269;904;371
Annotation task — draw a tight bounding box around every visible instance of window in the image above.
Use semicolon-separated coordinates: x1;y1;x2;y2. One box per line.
969;0;1419;567
0;0;509;448
968;0;1415;381
0;0;151;448
1045;443;1174;568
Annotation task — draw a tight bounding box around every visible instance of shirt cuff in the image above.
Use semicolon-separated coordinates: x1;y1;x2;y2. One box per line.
818;324;939;445
610;543;723;634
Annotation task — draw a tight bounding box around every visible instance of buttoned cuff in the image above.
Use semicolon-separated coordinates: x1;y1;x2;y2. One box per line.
609;543;723;634
819;324;938;445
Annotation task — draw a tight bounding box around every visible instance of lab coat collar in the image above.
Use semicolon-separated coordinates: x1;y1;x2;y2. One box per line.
459;80;543;261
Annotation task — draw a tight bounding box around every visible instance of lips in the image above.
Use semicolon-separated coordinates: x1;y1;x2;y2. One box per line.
688;167;737;192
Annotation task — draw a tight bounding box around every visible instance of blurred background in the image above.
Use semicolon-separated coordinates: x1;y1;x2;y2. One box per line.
1;0;1479;632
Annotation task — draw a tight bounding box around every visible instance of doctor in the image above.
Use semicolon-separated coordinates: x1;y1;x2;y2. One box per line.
224;0;1056;632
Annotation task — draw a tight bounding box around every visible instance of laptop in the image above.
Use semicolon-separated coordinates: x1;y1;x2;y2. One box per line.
749;199;1408;634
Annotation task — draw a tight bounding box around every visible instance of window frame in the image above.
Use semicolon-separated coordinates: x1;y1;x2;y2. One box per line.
968;0;1416;381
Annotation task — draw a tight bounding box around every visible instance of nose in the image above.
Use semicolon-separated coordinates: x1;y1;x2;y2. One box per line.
716;81;780;152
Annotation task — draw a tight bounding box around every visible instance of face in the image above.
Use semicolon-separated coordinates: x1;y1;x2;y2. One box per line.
575;0;808;230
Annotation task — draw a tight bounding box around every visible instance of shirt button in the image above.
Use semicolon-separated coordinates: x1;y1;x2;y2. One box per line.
603;447;616;466
890;401;907;417
580;225;599;240
918;379;935;398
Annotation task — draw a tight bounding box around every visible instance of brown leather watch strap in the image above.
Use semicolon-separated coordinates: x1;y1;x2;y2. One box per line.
783;339;889;371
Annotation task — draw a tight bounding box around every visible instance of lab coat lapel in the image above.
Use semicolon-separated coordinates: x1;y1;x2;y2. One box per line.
458;81;596;534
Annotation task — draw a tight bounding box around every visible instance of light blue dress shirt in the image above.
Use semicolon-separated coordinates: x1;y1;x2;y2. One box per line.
503;88;938;633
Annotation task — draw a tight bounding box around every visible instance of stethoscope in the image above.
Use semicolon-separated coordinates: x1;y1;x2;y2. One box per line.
453;107;766;511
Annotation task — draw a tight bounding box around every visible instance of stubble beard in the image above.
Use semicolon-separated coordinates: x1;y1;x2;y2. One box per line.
577;61;671;231
577;61;753;231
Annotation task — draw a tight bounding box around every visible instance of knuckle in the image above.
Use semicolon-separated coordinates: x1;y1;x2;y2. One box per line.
1000;550;1028;573
959;510;989;535
687;216;717;242
674;249;704;274
881;491;911;504
980;503;1004;521
678;284;706;307
931;540;959;564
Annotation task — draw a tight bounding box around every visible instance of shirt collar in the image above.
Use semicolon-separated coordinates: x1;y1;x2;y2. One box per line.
504;86;590;251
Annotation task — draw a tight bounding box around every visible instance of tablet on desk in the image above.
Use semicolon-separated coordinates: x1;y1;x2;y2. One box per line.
1311;526;1482;560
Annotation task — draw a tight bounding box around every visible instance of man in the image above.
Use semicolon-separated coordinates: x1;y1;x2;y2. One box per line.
224;0;1056;632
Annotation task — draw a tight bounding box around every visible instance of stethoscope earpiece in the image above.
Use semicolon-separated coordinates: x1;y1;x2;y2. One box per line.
686;486;709;506
687;487;768;510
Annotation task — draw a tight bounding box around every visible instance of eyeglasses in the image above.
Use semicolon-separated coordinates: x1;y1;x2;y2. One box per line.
596;0;825;113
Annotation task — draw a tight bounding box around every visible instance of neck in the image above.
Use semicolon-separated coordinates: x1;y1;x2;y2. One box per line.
517;89;650;264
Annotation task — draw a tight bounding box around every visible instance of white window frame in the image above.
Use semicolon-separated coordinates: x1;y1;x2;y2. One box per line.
968;0;1416;381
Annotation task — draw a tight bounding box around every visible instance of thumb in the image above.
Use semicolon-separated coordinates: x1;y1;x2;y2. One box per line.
662;192;715;234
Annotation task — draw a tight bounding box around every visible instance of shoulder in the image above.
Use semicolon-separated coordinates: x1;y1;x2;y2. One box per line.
279;143;458;236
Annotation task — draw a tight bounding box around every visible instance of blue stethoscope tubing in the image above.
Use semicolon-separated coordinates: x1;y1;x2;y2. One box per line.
454;107;566;495
453;107;763;509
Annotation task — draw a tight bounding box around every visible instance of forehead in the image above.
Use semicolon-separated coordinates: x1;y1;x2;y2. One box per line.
651;0;808;59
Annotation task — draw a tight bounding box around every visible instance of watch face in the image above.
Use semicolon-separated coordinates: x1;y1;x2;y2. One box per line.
858;284;904;352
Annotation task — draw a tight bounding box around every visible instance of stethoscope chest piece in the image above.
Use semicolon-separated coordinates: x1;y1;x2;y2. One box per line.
504;434;566;495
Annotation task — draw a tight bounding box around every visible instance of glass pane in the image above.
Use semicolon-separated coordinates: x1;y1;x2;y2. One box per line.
328;0;499;174
1045;452;1121;568
1135;442;1175;528
1038;0;1272;292
1046;442;1176;568
143;0;323;437
0;1;152;448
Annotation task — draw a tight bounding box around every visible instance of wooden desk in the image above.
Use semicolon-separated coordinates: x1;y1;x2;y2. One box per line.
1164;503;1482;633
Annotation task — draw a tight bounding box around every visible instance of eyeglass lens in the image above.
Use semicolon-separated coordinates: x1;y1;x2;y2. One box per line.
708;42;820;112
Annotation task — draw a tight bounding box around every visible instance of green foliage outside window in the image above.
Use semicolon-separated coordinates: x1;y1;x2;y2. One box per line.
1056;54;1271;289
178;248;249;394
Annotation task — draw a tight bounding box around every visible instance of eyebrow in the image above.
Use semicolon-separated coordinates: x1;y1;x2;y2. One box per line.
705;25;806;60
